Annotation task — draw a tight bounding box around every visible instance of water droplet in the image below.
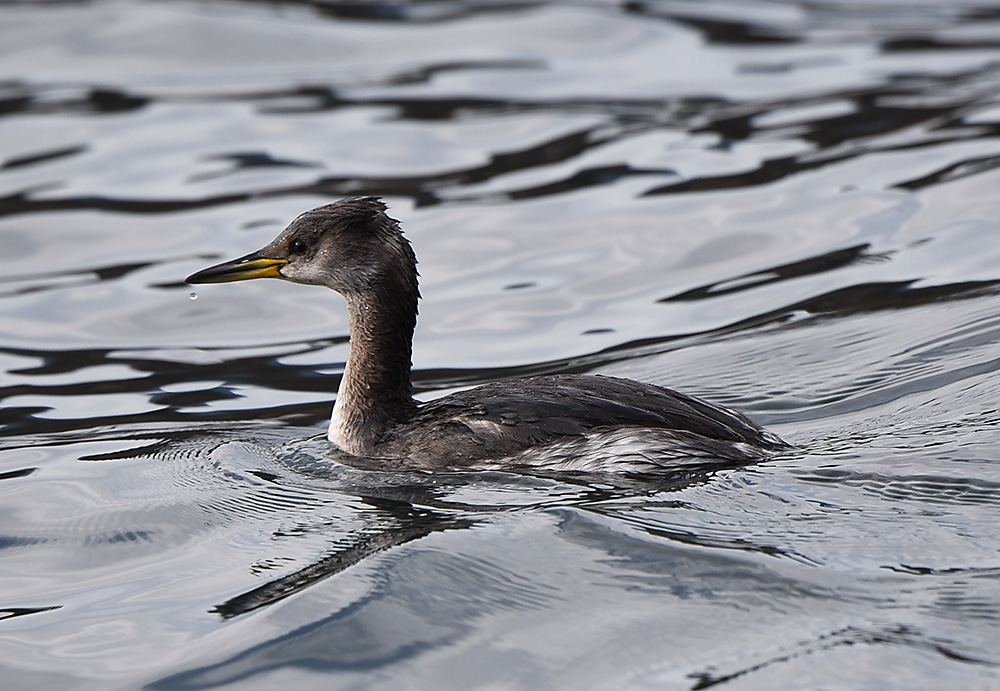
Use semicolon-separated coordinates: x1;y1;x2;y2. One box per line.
189;292;198;301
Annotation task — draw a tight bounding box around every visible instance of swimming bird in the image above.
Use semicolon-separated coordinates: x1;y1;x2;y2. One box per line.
186;197;787;472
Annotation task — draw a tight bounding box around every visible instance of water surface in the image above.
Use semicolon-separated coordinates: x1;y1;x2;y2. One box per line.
1;1;999;688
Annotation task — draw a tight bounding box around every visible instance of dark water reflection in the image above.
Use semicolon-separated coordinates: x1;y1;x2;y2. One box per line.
2;0;1000;688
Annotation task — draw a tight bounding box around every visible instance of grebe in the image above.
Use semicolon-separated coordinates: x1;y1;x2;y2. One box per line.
186;198;787;472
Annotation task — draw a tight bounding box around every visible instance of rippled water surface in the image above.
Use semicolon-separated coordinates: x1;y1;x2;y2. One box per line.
2;1;1000;688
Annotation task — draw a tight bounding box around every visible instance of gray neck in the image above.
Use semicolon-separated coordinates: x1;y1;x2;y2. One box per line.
328;282;418;456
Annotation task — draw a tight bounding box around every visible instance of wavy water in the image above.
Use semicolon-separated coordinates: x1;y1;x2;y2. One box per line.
1;1;999;688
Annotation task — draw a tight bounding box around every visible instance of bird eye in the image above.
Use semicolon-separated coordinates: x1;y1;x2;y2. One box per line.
289;238;309;255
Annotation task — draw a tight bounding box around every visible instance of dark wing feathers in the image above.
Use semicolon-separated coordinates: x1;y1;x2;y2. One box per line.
385;374;784;466
468;376;765;441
